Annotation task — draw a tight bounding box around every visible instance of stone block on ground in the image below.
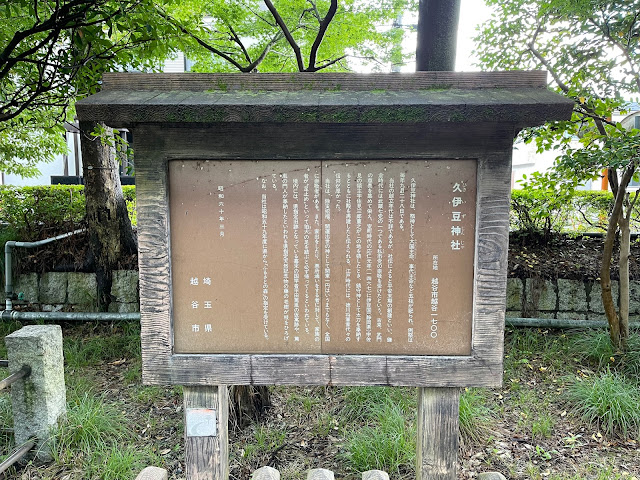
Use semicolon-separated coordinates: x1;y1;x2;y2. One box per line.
362;470;390;480
136;466;168;480
14;273;39;304
5;325;66;461
525;278;556;313
39;272;68;304
307;469;335;480
506;278;523;313
557;279;587;312
589;280;619;314
478;473;507;480
253;466;280;480
111;270;138;303
67;273;97;308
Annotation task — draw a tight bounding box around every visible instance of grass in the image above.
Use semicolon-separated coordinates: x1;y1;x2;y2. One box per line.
568;369;640;438
459;388;495;445
341;387;416;476
567;328;640;379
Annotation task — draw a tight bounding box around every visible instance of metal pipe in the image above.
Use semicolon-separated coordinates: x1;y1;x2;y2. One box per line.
1;311;140;322
4;229;85;311
0;360;8;368
506;317;640;329
0;365;31;392
0;438;36;475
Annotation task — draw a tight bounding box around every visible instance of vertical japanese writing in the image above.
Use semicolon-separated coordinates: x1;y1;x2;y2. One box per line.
366;173;374;342
323;174;331;342
355;172;363;341
408;177;417;344
217;186;225;237
376;172;384;343
399;172;406;232
313;172;321;340
345;172;352;342
261;179;269;339
282;174;290;342
451;181;467;251
386;176;395;343
303;173;311;339
293;178;302;339
431;254;439;339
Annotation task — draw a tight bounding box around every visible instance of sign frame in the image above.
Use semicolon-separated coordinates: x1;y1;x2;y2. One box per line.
76;72;574;388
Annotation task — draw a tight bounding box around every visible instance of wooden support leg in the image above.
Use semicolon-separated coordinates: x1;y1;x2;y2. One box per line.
184;385;229;480
416;387;460;480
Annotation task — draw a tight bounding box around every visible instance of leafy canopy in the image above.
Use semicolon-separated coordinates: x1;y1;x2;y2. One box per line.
475;0;640;185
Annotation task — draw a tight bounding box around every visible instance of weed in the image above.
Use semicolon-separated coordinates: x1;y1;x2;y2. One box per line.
567;329;640;378
87;444;160;480
52;391;129;463
63;322;141;368
568;369;640;438
459;388;495;445
132;385;164;404
531;412;555;440
342;402;415;476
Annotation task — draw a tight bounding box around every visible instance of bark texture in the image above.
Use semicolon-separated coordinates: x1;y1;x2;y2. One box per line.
80;121;137;311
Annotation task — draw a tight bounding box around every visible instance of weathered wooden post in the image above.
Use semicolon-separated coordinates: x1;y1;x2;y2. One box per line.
77;72;572;479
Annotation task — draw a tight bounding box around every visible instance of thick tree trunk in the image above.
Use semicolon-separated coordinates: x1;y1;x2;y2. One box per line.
80;121;137;311
416;0;461;71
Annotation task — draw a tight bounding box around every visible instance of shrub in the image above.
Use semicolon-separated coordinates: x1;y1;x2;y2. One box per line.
568;369;640;438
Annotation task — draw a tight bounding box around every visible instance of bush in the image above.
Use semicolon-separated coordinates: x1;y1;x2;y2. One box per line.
0;185;137;242
568;369;640;438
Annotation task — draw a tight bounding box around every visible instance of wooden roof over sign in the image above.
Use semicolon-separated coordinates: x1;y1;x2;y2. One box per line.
76;71;574;128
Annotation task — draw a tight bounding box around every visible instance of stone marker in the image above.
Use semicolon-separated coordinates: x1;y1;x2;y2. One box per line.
307;468;335;480
253;466;281;480
478;472;508;480
135;466;169;480
362;470;390;480
5;325;66;461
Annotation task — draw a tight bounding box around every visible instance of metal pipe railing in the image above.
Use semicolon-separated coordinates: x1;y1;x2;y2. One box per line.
0;439;36;475
5;229;85;311
0;365;31;392
1;310;140;322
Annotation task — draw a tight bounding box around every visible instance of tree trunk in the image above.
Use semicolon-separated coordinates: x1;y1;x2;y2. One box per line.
601;166;635;350
619;205;630;350
416;0;462;71
80;121;137;311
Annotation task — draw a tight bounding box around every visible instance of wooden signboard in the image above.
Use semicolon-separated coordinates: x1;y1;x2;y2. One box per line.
76;71;574;388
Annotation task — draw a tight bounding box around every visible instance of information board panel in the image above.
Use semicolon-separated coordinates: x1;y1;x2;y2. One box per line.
169;160;476;355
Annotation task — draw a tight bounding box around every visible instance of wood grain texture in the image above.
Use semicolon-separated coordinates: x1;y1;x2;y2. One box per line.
100;71;549;91
132;122;511;387
184;386;229;480
416;388;460;480
135;467;168;480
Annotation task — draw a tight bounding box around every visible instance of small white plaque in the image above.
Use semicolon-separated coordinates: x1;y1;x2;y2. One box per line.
186;408;217;437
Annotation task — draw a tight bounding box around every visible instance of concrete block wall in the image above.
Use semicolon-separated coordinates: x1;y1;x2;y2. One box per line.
7;270;139;312
506;277;640;322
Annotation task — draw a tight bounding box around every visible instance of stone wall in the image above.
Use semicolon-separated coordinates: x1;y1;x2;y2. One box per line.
507;277;640;321
8;270;139;313
7;270;640;321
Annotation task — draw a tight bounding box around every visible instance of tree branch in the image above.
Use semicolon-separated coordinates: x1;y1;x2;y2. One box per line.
306;0;337;72
263;0;305;72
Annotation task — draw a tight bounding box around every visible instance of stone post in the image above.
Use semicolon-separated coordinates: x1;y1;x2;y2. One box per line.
5;325;66;461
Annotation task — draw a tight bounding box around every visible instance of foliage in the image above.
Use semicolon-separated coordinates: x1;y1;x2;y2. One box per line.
510;187;640;234
476;0;640;349
568;369;640;438
0;0;180;176
568;329;640;379
165;0;415;74
0;185;137;241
